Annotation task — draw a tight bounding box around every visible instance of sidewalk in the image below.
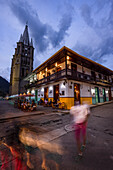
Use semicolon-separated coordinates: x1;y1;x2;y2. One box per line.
0;100;113;121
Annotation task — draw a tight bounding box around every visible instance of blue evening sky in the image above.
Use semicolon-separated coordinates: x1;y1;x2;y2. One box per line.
0;0;113;81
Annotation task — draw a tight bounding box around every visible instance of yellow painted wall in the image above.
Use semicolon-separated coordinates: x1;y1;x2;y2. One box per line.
41;98;44;101
59;97;74;109
43;97;92;109
47;97;74;109
48;98;54;102
41;98;53;102
80;97;92;105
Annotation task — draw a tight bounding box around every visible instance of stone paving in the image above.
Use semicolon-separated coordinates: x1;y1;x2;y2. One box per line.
0;100;113;170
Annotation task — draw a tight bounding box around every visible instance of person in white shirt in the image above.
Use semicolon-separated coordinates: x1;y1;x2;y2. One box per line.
70;104;90;157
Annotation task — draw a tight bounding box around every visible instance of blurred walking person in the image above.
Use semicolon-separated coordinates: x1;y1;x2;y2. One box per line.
70;103;90;158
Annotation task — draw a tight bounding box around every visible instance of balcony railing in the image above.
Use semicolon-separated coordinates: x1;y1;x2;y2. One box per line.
26;69;112;88
27;69;66;88
67;69;95;82
96;77;112;85
67;69;112;85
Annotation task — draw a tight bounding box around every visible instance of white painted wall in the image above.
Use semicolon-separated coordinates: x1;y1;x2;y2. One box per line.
99;87;103;97
59;81;67;97
67;81;74;97
28;79;111;101
37;87;44;99
77;65;82;72
31;88;35;95
48;85;54;98
80;83;92;97
83;68;91;75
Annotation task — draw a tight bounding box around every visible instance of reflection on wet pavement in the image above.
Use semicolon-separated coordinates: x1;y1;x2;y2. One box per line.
0;124;63;170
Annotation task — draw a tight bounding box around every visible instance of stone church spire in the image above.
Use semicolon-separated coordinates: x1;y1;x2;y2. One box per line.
22;24;29;45
19;34;23;42
30;38;33;46
9;24;34;95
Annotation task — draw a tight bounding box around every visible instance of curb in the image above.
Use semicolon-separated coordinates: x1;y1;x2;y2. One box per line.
0;112;45;122
52;101;113;114
90;100;113;109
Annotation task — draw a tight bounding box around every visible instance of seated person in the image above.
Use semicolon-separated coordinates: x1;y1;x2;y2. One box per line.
22;101;28;111
48;99;52;106
57;98;61;104
44;98;48;106
38;98;43;105
52;99;56;105
26;101;31;111
30;100;37;111
52;99;59;108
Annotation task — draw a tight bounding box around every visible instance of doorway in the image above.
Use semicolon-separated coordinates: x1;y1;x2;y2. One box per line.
54;84;59;103
109;87;111;101
102;88;106;102
44;87;48;100
74;83;80;105
95;87;100;103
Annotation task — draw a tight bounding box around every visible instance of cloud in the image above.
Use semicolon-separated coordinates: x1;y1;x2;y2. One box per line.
74;1;113;67
73;42;93;58
107;2;113;27
80;1;113;34
7;0;73;53
0;67;10;82
47;12;73;48
73;36;113;64
34;54;41;69
80;4;94;27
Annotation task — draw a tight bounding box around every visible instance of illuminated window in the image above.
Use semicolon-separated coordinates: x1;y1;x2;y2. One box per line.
67;56;69;60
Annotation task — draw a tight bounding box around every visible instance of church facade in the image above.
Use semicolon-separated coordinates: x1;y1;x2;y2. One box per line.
9;25;34;95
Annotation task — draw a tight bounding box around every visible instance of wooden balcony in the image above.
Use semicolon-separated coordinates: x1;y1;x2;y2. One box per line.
67;69;113;85
96;77;113;85
26;69;113;89
26;69;66;88
67;69;95;82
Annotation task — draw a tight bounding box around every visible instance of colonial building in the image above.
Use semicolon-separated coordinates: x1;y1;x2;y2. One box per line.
25;46;113;109
9;24;34;95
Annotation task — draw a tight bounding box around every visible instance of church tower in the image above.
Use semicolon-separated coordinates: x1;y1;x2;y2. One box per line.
9;24;34;95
